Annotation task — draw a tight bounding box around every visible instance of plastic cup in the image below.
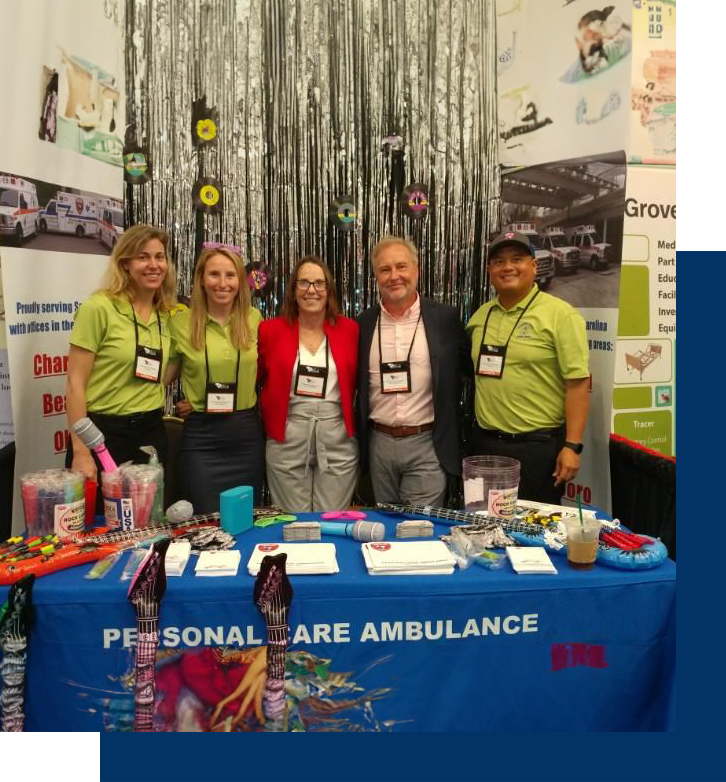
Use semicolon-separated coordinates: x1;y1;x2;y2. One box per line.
101;464;162;529
562;516;601;570
462;455;521;518
20;468;85;538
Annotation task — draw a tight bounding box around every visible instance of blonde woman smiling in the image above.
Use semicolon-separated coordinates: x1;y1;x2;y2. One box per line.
166;246;263;513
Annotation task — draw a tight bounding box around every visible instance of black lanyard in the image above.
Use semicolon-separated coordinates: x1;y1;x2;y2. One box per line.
131;305;163;383
131;306;162;350
204;327;241;410
294;335;329;398
478;289;539;353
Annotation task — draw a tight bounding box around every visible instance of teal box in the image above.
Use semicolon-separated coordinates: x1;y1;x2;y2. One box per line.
220;485;253;535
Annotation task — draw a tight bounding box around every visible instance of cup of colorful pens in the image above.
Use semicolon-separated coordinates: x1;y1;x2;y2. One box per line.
101;464;162;530
20;468;86;538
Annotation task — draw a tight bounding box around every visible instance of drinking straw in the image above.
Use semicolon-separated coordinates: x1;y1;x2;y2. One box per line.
576;491;584;531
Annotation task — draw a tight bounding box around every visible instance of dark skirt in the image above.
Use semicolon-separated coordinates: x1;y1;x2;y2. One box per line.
177;408;264;514
66;408;167;516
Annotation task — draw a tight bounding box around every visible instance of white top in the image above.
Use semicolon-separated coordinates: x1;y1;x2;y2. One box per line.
289;339;341;405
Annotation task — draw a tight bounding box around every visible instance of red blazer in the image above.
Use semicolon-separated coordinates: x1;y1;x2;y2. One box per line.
258;315;359;442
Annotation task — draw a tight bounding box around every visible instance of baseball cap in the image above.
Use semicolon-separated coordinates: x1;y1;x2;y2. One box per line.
488;230;534;259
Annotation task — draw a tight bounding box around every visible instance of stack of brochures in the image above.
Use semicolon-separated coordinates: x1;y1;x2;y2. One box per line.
361;540;456;575
246;543;339;575
165;539;191;576
505;546;558;574
195;549;241;577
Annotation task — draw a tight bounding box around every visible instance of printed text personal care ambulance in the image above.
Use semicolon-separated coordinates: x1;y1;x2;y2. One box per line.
38;191;99;238
0;174;40;245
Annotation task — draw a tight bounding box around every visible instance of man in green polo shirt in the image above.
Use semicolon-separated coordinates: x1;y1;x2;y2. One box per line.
466;230;590;504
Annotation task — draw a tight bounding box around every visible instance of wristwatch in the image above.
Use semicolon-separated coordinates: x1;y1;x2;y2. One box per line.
563;441;583;454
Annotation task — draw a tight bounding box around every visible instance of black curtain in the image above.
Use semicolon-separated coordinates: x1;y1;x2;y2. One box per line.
609;434;676;560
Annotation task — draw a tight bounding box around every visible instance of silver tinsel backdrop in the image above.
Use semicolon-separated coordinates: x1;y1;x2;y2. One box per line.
113;0;500;320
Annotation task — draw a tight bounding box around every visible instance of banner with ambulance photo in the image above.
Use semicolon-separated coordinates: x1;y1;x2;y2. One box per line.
501;151;626;512
0;1;123;531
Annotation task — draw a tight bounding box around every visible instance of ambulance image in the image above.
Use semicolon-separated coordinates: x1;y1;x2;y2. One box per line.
566;224;612;270
38;191;99;238
506;222;555;290
97;197;124;249
541;226;580;275
0;174;40;246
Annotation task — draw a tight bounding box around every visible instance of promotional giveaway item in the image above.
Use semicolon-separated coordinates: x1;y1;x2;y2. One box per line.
462;455;521;518
376;503;669;570
283;522;322;541
102;464;163;529
319;520;385;542
20;469;85;537
71;417;119;472
0;512;221;585
247;543;339;575
253;552;293;730
127;538;171;732
220;486;253;535
0;574;34;732
361;540;457;575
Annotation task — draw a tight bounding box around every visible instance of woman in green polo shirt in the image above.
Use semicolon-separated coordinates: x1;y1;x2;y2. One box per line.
166;246;263;514
66;224;176;490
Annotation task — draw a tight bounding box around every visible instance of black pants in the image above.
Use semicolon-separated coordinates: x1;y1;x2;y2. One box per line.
66;409;167;516
470;424;565;505
177;408;264;514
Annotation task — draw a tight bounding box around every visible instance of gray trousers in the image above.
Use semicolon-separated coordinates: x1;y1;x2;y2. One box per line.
369;429;447;506
266;400;359;512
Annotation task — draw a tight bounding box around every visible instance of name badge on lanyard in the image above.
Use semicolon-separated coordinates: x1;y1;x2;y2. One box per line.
476;289;539;381
477;345;506;378
204;335;240;413
294;334;329;398
295;364;328;398
378;308;421;395
206;381;236;413
132;307;163;383
380;361;411;393
135;345;162;382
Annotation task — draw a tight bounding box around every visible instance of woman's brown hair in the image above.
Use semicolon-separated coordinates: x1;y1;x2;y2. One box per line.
280;256;340;324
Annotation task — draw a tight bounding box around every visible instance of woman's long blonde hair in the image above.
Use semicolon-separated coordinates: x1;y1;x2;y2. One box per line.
100;224;176;311
189;247;253;351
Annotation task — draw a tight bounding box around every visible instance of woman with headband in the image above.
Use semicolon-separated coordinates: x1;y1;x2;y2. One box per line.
66;224;176;488
166;246;263;513
258;256;359;511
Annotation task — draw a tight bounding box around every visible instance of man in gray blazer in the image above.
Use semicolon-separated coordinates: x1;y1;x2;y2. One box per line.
356;237;470;505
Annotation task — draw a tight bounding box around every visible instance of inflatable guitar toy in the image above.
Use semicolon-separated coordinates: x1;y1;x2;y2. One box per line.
127;538;170;732
0;574;34;731
375;503;668;570
254;552;292;731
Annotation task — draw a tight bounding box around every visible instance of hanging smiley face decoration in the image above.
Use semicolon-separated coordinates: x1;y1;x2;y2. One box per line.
246;261;274;297
193;177;223;213
329;195;357;231
191;97;219;147
401;183;430;220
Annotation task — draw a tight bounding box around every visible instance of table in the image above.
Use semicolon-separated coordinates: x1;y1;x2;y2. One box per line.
0;510;676;732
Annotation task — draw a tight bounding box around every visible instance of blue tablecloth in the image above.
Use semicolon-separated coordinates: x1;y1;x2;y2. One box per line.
1;510;676;731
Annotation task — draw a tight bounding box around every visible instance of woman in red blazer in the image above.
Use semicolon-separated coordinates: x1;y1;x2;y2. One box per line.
258;257;359;511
